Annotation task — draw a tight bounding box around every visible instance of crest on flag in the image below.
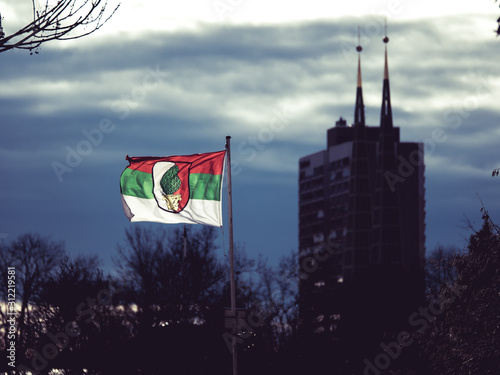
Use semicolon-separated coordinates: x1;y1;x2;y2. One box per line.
152;161;191;213
120;150;226;226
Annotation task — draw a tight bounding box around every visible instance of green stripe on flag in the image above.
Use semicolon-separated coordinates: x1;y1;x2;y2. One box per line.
190;173;222;201
121;169;222;201
120;168;154;199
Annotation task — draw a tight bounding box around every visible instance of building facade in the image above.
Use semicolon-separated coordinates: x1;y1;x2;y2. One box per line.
298;42;426;346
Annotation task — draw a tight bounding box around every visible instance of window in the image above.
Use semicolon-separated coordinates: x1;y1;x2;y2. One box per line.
313;233;324;243
314;166;324;175
314;326;325;334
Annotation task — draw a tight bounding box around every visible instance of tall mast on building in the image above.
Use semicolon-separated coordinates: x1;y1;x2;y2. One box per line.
345;28;373;279
372;22;403;266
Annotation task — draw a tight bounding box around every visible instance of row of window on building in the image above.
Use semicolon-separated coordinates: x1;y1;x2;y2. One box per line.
299;157;350;180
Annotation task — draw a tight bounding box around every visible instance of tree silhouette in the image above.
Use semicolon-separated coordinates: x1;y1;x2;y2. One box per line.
35;255;124;375
115;225;226;329
0;0;120;54
496;1;500;36
0;233;66;374
0;233;65;346
113;226;229;374
394;208;500;375
424;208;500;374
425;245;459;298
238;253;301;375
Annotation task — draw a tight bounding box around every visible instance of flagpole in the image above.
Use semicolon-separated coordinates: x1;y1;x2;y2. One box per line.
183;225;187;262
225;135;238;375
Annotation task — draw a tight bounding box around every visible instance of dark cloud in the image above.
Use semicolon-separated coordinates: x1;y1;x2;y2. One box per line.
1;15;499;269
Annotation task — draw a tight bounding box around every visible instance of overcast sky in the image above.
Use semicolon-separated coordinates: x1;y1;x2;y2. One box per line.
1;0;500;271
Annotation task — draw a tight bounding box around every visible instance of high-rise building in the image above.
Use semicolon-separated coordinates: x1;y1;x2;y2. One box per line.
297;37;425;347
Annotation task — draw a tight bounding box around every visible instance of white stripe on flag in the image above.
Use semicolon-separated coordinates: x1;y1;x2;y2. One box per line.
121;195;222;227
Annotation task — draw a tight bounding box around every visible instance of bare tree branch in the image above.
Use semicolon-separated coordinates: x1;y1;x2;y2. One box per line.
0;0;120;54
495;0;500;36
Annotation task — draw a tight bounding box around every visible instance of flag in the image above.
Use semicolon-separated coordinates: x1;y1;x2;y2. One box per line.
120;150;226;227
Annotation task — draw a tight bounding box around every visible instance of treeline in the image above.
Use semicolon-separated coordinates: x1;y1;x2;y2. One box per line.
0;226;298;375
399;208;500;375
359;208;500;375
1;210;499;375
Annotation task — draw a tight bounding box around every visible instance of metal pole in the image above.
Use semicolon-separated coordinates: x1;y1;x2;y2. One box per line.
183;225;187;262
225;135;237;375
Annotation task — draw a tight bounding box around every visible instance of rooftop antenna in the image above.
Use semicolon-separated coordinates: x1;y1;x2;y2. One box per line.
356;26;362;53
383;16;389;44
383;17;390;80
380;16;393;127
354;26;365;126
356;26;363;87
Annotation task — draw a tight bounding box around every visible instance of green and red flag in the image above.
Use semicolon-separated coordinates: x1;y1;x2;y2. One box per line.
120;150;226;226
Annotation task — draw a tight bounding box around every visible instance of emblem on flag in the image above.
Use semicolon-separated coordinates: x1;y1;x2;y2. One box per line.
120;151;226;226
153;162;191;213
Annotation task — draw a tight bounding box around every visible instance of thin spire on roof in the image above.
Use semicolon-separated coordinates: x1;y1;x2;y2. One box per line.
346;27;372;279
357;54;362;87
354;27;365;127
373;19;403;267
380;20;393;131
383;43;389;80
383;18;389;81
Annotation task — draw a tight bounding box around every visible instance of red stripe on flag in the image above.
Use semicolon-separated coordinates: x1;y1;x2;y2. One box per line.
126;150;226;174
